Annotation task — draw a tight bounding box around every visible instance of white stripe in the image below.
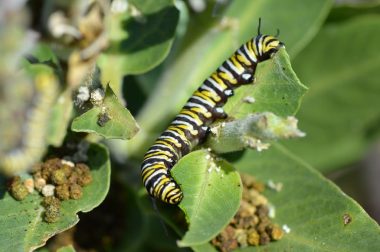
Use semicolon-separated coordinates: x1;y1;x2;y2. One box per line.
175;114;200;126
161;181;176;197
244;44;257;63
166;130;189;143
237;49;250;64
142;161;164;170
207;77;224;92
171;121;198;136
144;155;173;163
150;144;174;153
258;36;264;55
226;59;243;75
144;169;166;187
146;148;173;157
218;66;234;79
166;188;179;197
186;101;208;111
191;95;214;108
199;85;219;100
158;135;181;145
151;174;166;191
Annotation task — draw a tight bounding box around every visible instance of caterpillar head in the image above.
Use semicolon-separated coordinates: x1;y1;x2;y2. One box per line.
255;18;285;60
263;35;285;56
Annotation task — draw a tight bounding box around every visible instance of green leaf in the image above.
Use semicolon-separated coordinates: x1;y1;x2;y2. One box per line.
125;0;330;158
171;150;242;247
223;49;307;118
0;143;111;251
192;242;217;252
28;43;60;66
225;144;380;251
98;0;179;89
283;15;380;173
71;85;139;139
327;1;380;24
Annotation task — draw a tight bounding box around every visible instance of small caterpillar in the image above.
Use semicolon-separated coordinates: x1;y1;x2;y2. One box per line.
0;68;59;176
141;20;284;204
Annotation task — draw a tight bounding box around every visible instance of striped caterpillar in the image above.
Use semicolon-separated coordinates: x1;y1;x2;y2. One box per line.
0;69;59;175
141;21;284;204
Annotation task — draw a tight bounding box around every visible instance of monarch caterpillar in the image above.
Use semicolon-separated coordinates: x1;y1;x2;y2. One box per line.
141;20;284;204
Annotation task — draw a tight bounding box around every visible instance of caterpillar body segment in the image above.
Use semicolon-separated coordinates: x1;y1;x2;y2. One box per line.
141;33;284;204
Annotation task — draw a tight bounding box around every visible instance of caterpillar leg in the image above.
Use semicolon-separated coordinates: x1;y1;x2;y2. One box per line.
238;70;255;84
213;106;228;119
223;89;234;97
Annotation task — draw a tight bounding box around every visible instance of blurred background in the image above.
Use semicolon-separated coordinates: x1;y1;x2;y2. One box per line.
1;0;380;251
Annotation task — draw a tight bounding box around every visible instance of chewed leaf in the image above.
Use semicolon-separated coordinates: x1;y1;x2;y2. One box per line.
71;85;139;139
224;48;307;119
126;0;329;158
0;143;110;251
171;150;242;247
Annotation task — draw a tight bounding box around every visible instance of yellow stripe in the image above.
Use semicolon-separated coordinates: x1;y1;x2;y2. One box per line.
142;169;157;181
251;41;259;57
159;137;182;148
245;41;255;57
179;110;203;125
155;140;176;149
218;71;237;84
168;126;187;138
155;178;170;193
144;151;173;159
203;90;221;102
167;131;190;145
236;53;251;66
190;107;212;118
193;91;216;104
195;89;221;103
175;124;199;135
211;73;229;89
142;165;165;179
230;55;244;72
145;154;172;161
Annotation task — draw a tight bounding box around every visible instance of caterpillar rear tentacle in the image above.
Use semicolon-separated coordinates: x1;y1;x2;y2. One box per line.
141;32;285;204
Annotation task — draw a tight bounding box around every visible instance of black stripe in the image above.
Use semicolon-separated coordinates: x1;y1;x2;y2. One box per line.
161;131;191;155
173;113;200;129
145;171;168;192
148;145;180;161
239;43;256;65
255;35;262;59
188;96;214;111
180;104;210;123
221;61;240;80
234;51;249;68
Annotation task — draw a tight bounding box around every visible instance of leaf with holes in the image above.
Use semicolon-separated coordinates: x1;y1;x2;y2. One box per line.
71;84;139;139
125;0;330;158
